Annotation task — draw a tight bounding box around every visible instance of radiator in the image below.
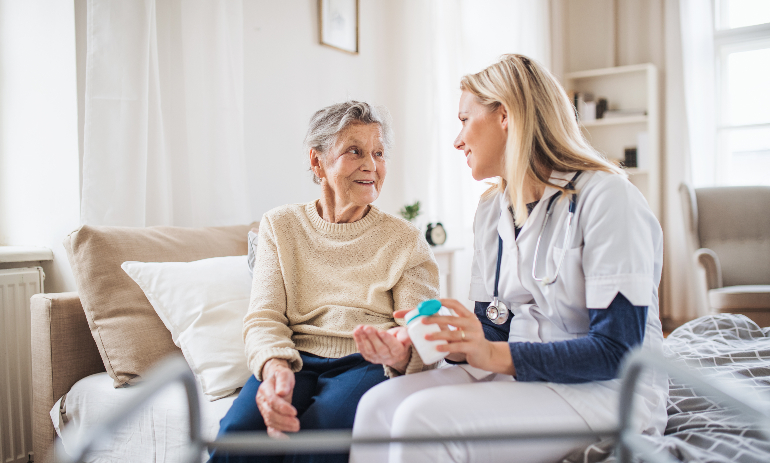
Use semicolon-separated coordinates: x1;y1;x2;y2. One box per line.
0;267;44;463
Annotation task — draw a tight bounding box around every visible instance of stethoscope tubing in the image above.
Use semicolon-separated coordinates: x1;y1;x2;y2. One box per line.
492;171;581;297
486;172;581;322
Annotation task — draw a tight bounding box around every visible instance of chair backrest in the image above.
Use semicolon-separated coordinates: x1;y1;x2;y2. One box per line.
691;186;770;287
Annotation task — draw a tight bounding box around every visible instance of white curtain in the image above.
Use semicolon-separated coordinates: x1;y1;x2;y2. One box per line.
660;0;716;324
679;0;717;188
412;0;551;307
81;0;250;227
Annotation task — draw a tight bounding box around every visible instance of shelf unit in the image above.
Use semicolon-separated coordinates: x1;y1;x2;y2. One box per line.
564;63;660;218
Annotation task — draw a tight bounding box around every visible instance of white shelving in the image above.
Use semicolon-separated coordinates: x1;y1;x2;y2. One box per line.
564;63;660;218
580;115;648;127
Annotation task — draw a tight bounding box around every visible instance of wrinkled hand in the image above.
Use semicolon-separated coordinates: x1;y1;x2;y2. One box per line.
256;359;299;438
424;299;515;375
353;325;412;374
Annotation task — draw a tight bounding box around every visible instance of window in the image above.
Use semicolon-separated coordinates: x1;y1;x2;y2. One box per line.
714;0;770;185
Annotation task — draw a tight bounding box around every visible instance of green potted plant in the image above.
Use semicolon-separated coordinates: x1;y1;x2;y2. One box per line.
399;201;421;222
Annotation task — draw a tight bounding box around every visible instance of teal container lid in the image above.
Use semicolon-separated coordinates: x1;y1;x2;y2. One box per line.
406;299;442;324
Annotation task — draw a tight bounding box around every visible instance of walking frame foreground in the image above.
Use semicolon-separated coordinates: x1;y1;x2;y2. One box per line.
54;350;770;463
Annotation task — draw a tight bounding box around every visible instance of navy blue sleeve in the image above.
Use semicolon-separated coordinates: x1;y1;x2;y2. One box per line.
445;301;512;365
508;293;647;383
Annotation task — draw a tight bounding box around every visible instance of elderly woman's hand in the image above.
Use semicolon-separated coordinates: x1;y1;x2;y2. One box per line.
353;325;412;373
425;299;516;376
256;359;299;438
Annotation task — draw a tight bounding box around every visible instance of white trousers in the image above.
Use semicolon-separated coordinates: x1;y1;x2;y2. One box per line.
350;366;595;463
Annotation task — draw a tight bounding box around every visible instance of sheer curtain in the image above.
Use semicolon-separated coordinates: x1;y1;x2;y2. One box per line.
661;0;716;323
81;0;250;227
679;0;717;188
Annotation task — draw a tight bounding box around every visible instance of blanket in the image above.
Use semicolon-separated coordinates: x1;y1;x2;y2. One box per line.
564;314;770;463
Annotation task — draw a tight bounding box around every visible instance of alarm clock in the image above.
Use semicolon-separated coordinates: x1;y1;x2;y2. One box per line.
425;223;447;246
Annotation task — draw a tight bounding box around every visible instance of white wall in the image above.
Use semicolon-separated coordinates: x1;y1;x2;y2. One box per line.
242;0;405;219
553;0;664;73
0;1;80;293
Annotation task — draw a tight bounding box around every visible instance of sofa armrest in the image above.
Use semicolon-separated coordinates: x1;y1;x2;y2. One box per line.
694;248;723;291
31;292;105;462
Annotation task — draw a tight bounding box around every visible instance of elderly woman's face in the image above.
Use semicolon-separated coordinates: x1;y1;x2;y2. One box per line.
318;123;387;206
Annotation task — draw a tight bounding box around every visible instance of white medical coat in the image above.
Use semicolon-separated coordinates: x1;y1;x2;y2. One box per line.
468;170;668;435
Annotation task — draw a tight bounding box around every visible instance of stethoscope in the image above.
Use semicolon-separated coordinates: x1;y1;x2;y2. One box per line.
486;172;582;325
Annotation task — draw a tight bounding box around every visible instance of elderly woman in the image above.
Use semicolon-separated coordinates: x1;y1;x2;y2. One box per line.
210;101;439;463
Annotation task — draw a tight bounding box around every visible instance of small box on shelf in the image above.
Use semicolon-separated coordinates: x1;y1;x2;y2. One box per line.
623;147;638;168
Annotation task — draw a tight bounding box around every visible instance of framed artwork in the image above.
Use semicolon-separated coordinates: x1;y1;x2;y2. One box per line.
318;0;359;54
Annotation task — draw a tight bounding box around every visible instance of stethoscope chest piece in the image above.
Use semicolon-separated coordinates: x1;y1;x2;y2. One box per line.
486;296;509;325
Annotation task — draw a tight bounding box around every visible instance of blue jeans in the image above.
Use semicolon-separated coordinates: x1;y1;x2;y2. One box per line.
209;352;388;463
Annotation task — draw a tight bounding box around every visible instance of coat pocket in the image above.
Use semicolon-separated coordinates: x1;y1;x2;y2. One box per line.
543;245;589;334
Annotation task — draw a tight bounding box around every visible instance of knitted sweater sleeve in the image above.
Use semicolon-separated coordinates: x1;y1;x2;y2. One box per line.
243;216;303;381
386;234;441;377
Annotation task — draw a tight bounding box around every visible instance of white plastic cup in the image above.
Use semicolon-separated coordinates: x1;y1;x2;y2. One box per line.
405;299;456;364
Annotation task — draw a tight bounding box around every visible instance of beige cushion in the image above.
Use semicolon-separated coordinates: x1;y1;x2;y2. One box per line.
64;223;256;387
709;285;770;311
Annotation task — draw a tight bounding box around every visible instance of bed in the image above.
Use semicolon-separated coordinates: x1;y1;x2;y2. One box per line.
566;313;770;463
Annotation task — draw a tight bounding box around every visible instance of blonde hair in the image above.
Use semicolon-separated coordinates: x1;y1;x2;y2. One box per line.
460;54;624;226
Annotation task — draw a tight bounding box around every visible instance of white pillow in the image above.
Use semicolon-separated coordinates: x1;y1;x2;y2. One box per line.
122;255;253;401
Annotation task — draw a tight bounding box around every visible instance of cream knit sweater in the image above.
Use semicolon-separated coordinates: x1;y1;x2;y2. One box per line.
244;201;440;380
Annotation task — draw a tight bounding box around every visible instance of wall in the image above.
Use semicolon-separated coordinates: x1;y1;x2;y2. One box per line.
552;0;664;74
0;1;80;293
242;0;405;219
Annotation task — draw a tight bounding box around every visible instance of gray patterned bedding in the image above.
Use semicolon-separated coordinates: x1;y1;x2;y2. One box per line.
565;314;770;463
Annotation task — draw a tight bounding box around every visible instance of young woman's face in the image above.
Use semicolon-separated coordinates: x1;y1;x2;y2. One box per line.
453;91;508;181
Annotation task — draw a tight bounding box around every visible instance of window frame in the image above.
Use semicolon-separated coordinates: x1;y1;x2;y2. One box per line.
713;1;770;185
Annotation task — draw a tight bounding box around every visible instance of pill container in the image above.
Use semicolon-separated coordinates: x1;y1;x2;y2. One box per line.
405;299;455;364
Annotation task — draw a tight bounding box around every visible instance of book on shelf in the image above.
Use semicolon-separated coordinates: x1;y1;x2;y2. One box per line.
570;91;597;122
570;92;642;122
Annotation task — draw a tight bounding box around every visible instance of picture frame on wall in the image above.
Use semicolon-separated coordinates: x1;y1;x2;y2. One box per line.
319;0;359;54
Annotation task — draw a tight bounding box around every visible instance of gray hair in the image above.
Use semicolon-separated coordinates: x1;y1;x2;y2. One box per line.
304;101;394;184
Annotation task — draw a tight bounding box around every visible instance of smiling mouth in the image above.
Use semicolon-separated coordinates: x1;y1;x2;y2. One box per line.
354;180;375;185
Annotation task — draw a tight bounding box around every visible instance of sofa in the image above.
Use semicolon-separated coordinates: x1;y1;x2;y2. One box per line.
32;222;256;462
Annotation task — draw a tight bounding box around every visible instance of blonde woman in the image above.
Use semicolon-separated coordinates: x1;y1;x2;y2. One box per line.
350;55;667;463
